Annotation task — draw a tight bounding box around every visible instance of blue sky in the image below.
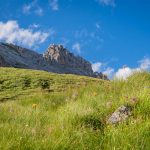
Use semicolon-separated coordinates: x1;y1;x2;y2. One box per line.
0;0;150;78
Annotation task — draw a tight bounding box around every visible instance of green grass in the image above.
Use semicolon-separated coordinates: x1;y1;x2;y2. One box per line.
0;67;150;150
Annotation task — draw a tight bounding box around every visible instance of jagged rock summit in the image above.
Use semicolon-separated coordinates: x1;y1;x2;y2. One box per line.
0;42;107;79
44;44;94;76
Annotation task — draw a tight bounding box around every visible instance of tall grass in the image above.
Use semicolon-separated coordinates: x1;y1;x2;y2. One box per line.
0;68;150;150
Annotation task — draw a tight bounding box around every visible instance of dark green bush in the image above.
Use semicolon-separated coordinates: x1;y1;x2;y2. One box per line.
39;79;50;90
22;77;31;88
79;114;104;131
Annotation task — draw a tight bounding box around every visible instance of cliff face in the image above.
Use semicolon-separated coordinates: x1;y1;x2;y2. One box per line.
0;42;108;79
43;44;93;76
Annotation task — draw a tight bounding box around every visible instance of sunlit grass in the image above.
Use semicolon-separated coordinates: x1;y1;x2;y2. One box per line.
0;68;150;150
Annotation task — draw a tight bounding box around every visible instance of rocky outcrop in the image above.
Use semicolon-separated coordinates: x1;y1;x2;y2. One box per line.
43;44;93;76
0;42;107;79
108;105;132;124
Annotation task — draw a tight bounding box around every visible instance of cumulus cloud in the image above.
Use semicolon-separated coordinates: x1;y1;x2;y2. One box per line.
115;67;135;80
22;0;43;16
114;57;150;80
97;0;116;7
103;67;114;78
49;0;59;11
92;62;114;79
92;57;150;80
139;57;150;70
0;20;50;48
72;42;81;54
92;62;103;72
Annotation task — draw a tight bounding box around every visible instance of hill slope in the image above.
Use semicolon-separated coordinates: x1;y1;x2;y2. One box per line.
0;68;150;150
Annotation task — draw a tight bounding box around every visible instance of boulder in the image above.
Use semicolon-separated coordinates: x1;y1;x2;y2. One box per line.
108;105;132;124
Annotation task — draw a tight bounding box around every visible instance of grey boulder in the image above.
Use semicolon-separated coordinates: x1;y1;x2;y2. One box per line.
108;105;132;124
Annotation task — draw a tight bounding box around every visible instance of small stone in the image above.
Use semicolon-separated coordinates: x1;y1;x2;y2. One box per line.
108;105;132;124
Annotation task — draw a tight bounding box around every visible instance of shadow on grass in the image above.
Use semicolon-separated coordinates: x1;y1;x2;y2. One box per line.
74;114;105;133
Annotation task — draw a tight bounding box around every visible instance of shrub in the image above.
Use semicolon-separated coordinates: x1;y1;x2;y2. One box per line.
79;114;104;131
39;79;50;90
22;77;31;88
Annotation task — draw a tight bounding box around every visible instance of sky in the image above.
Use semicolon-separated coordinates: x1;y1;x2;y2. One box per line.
0;0;150;79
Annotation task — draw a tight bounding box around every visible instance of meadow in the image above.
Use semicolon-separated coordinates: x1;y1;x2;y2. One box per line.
0;67;150;150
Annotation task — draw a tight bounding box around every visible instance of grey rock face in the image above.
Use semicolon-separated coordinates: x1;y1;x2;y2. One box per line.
0;42;107;79
108;105;132;124
0;55;9;67
0;43;47;69
43;44;93;76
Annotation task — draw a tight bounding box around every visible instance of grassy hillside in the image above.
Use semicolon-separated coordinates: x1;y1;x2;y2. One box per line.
0;67;150;150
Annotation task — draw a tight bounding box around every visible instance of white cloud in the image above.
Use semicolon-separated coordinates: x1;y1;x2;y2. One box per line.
139;57;150;70
92;61;114;78
114;57;150;80
92;62;103;72
92;57;150;80
49;0;59;11
97;0;116;7
0;20;50;48
103;67;114;78
72;42;81;54
22;0;43;16
115;67;134;80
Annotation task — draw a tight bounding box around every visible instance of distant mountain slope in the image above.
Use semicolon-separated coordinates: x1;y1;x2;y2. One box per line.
0;43;107;79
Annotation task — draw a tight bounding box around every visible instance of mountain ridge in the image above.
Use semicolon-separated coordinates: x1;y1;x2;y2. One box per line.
0;42;107;79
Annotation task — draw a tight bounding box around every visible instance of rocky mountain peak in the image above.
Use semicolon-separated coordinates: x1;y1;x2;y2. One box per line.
44;44;69;64
0;42;108;80
44;44;93;75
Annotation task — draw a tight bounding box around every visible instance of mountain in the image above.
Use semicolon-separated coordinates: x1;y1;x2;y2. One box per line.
0;42;107;79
